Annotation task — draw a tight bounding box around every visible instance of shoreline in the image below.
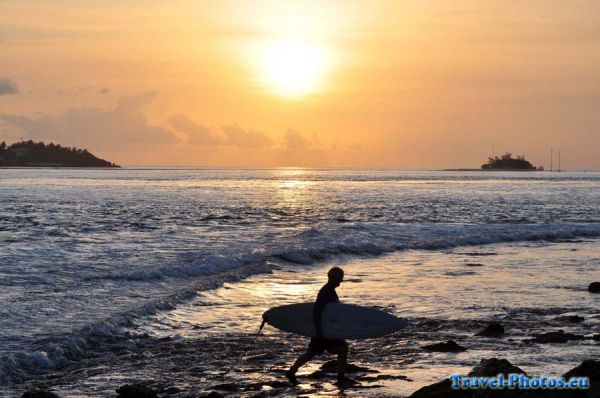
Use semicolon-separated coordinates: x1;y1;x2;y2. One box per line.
16;333;598;398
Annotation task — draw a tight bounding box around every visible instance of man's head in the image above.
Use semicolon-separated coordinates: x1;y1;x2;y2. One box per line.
327;267;344;287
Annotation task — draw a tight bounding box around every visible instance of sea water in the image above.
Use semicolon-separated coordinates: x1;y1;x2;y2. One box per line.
1;168;599;396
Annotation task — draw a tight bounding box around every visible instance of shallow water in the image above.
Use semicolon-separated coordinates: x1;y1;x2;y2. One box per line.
2;168;600;395
6;239;598;397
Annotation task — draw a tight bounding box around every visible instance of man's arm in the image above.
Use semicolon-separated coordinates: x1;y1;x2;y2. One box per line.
313;297;327;339
313;289;327;339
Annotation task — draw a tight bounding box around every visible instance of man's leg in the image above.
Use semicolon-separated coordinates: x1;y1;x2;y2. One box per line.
334;341;357;386
336;341;348;379
286;350;316;384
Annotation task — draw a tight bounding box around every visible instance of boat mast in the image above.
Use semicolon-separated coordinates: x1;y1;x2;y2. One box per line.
558;150;561;172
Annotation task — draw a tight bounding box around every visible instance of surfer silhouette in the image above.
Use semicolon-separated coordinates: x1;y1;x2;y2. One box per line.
286;267;356;386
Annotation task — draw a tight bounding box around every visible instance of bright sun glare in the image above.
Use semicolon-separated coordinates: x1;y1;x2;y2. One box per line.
260;39;329;98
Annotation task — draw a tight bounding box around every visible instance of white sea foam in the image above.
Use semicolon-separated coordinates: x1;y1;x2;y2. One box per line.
0;261;270;384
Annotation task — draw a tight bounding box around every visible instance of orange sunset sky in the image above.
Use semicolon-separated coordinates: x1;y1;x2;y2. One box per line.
1;1;600;168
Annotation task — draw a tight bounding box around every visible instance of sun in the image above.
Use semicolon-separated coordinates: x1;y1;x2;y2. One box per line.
260;39;329;98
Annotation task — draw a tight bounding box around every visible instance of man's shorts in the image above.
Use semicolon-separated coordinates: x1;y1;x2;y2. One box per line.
307;337;348;355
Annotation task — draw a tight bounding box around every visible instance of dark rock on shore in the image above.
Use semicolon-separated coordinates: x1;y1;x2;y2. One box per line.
476;322;505;337
563;359;600;381
409;379;470;398
469;358;526;377
531;330;585;344
208;382;240;392
459;251;498;256
556;315;585;323
241;380;290;392
305;360;377;380
589;282;600;293
562;360;600;398
422;340;467;352
116;383;158;398
359;374;412;382
162;385;182;394
21;391;61;398
200;393;224;398
410;358;527;398
320;360;374;373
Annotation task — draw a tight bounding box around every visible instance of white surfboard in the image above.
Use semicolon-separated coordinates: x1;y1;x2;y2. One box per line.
262;303;407;340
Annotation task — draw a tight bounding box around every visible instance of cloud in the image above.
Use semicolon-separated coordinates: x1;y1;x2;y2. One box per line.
222;124;273;148
0;78;18;95
98;87;110;95
168;117;273;148
284;128;312;150
0;92;178;149
168;114;222;145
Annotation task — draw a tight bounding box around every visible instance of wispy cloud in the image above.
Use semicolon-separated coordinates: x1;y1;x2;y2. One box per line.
168;114;222;145
284;128;312;150
0;78;18;95
222;124;273;148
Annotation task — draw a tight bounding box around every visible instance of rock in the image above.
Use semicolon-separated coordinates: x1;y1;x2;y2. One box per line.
116;384;158;398
531;330;585;344
560;360;600;398
409;358;529;398
306;361;376;380
476;322;505;337
468;358;527;377
409;379;468;398
556;315;584;323
374;374;412;381
320;360;373;373
589;282;600;293
21;391;61;398
563;359;600;381
200;393;224;398
163;386;182;395
242;380;291;392
264;380;290;388
422;340;467;352
590;334;600;341
209;382;240;392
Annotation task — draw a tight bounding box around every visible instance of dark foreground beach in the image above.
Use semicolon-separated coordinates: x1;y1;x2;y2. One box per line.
17;328;599;398
10;239;600;397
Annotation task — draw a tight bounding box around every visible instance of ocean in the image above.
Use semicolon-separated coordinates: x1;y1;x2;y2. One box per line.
1;168;599;397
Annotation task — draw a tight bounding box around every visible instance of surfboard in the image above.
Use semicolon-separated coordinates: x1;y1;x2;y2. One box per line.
262;303;407;340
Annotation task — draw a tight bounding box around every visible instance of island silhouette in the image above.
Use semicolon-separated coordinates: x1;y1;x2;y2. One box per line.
0;140;119;167
481;153;538;171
